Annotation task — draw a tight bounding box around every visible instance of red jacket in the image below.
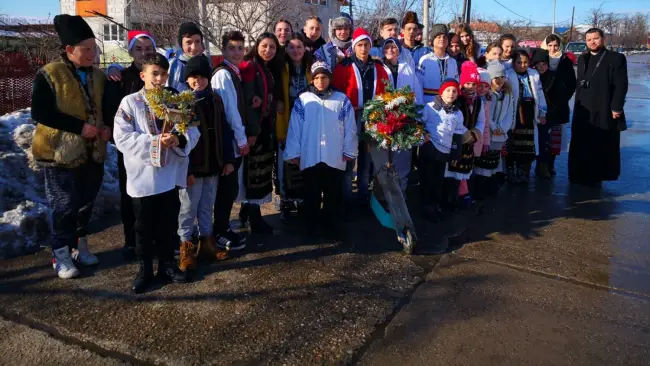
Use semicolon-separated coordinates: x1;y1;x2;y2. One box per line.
332;58;390;110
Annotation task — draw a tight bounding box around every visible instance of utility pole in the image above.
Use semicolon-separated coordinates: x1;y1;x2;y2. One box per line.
569;6;575;42
348;0;353;21
423;0;429;46
465;0;471;23
552;0;556;34
198;0;210;58
461;0;467;23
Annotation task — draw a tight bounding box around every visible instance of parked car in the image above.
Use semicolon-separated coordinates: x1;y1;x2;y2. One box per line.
565;42;587;64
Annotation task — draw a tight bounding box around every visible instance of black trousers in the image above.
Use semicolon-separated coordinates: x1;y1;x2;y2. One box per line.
302;163;345;225
213;157;242;233
417;142;448;208
43;161;104;250
117;151;136;248
132;188;180;261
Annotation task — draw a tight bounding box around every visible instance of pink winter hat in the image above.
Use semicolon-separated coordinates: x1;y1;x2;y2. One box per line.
460;61;481;86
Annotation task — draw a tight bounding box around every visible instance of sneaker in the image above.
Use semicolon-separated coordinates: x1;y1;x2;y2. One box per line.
71;237;99;266
215;230;246;251
52;247;80;279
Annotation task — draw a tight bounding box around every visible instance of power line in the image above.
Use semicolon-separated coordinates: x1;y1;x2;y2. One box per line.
491;0;571;26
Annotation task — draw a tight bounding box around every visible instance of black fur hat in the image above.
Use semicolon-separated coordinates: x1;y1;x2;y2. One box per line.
53;14;95;46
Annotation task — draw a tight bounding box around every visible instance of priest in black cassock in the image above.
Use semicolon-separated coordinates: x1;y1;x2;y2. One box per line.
569;28;628;187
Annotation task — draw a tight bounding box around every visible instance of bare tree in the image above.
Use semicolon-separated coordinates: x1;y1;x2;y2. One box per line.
131;0;314;52
584;4;605;28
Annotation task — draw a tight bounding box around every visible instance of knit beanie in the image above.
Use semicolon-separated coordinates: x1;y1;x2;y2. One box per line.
183;55;212;81
382;37;402;54
530;48;550;66
329;12;353;40
127;30;156;51
177;22;203;46
478;68;491;86
460;61;480;86
54;15;95;46
487;61;506;79
439;78;459;96
311;61;332;78
352;28;372;48
429;24;449;41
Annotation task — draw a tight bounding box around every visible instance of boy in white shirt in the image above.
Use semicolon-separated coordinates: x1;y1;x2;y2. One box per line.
284;61;358;239
419;79;466;222
113;54;200;294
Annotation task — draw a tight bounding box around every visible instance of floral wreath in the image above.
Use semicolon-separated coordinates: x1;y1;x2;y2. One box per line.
144;88;197;134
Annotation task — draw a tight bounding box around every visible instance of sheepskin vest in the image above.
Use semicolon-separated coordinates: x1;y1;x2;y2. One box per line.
32;60;106;168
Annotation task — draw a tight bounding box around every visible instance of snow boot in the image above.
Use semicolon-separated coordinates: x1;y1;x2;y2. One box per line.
248;204;274;234
198;236;228;261
157;259;188;283
179;241;198;270
132;260;154;294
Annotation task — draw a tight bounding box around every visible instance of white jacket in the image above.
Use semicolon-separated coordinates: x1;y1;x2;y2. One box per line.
383;61;424;105
417;53;459;103
113;90;200;198
422;101;467;155
284;89;358;171
511;68;548;154
489;89;517;143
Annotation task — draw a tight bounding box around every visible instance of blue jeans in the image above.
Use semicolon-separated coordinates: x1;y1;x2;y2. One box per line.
344;141;371;203
178;175;219;241
43;162;104;250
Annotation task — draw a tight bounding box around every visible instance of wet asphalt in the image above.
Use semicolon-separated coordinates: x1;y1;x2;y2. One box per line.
1;54;649;365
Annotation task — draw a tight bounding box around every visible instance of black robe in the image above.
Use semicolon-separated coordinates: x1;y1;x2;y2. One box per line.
569;49;628;183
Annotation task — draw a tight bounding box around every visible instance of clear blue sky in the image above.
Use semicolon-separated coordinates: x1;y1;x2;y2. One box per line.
2;0;649;25
472;0;649;26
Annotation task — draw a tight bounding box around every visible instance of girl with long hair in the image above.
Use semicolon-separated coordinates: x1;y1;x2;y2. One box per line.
237;32;283;233
456;23;480;62
276;32;313;223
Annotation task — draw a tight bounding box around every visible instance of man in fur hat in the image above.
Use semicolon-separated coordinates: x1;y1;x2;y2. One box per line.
31;15;110;279
401;11;431;67
314;12;354;71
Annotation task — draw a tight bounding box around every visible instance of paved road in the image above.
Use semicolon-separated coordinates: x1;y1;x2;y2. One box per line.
1;54;649;365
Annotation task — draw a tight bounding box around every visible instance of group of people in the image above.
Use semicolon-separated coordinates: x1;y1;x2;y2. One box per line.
31;10;627;294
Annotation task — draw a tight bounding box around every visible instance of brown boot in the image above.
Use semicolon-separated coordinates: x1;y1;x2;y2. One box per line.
198;236;228;261
179;241;197;271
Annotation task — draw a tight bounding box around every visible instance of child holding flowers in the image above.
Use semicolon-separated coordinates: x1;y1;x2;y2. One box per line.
113;54;200;294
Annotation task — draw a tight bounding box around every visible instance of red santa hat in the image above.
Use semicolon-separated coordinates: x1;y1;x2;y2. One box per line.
351;28;372;48
439;78;459;96
127;30;156;51
460;61;481;86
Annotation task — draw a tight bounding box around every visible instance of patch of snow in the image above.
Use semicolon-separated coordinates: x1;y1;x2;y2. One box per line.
0;109;120;258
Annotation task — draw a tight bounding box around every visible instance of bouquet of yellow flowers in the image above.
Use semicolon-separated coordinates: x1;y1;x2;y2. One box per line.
145;88;197;134
362;83;425;151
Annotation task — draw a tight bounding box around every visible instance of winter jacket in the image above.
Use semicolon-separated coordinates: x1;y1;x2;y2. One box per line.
276;61;312;142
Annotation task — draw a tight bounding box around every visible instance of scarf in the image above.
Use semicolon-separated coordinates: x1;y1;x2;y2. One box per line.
178;52;192;63
332;37;352;50
516;71;533;99
549;55;561;71
462;91;477;102
433;95;458;114
194;88;211;99
308;84;336;99
352;54;371;74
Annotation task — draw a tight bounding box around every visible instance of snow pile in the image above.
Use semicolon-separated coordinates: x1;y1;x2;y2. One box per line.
0;110;120;258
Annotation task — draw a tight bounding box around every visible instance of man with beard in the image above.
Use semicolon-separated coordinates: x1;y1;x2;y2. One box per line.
569;28;628;187
302;16;326;55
